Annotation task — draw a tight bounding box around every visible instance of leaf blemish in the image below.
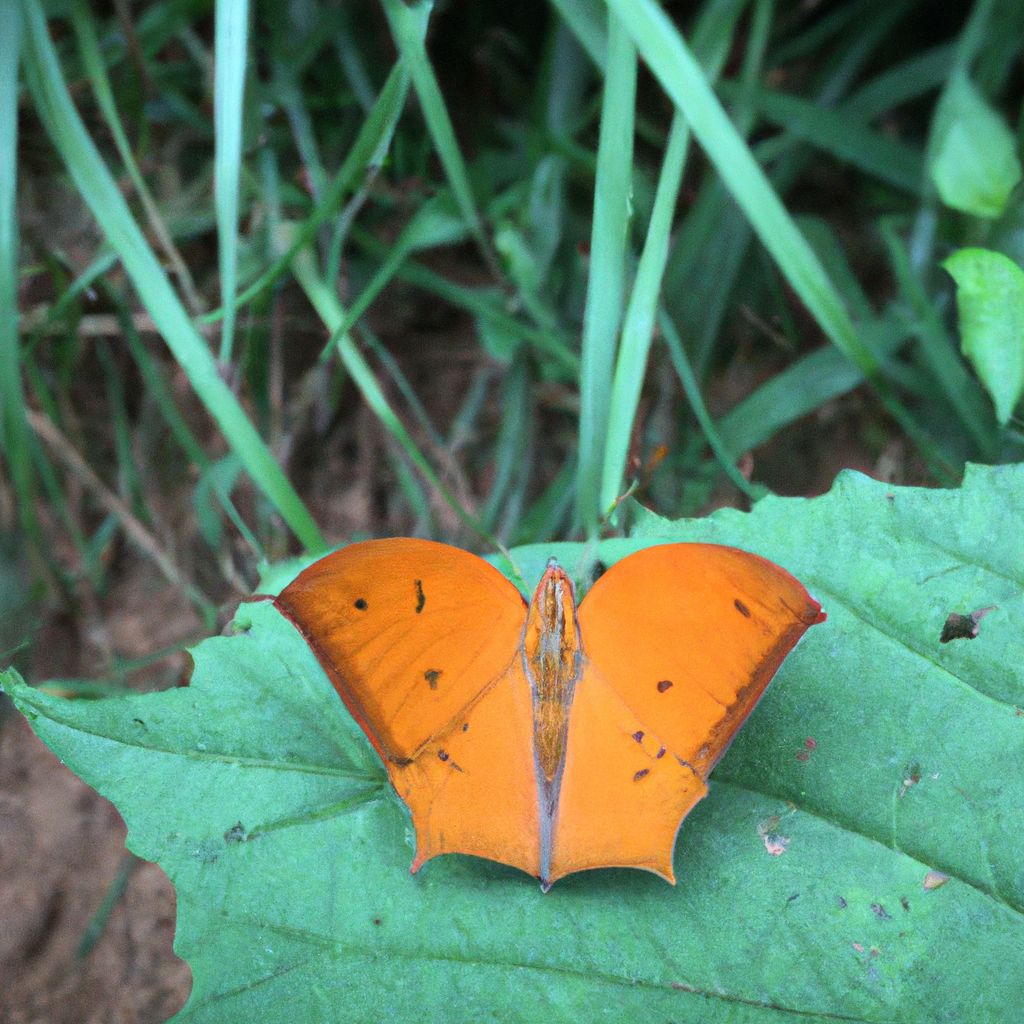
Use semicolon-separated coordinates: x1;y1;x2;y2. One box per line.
757;816;789;856
223;821;247;844
424;669;442;690
656;679;673;693
940;605;996;643
354;598;368;611
871;902;892;921
734;598;752;618
414;579;425;614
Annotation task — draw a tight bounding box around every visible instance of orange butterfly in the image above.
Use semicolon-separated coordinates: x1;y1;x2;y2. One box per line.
274;539;824;890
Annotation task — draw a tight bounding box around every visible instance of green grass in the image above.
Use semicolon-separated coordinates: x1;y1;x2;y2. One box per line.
3;0;1024;646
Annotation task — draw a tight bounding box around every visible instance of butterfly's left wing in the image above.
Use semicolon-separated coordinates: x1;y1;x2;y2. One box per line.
548;543;823;884
275;538;543;878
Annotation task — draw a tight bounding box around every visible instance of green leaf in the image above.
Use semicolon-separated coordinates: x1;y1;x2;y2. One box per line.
943;247;1024;424
6;464;1024;1022
929;72;1023;218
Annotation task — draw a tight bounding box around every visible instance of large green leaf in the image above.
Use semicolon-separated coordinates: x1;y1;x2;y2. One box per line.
5;464;1024;1022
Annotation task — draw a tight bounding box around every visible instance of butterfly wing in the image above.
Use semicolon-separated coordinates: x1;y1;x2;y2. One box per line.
275;538;541;876
549;543;823;883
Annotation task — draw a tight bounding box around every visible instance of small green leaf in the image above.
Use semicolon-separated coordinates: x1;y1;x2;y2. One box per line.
943;247;1024;424
929;73;1023;218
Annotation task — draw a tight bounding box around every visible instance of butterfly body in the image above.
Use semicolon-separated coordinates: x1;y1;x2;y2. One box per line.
274;538;824;889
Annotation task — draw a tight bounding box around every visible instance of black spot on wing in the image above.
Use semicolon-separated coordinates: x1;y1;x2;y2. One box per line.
424;669;442;690
632;730;644;743
656;679;673;693
438;749;449;762
414;579;426;614
633;768;650;782
354;598;368;611
734;598;752;618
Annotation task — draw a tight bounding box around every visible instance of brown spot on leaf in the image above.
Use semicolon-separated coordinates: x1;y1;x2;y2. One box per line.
900;896;910;912
940;606;996;643
734;598;752;618
757;816;789;856
424;669;442;690
923;870;950;891
871;902;891;920
656;679;673;693
223;822;246;844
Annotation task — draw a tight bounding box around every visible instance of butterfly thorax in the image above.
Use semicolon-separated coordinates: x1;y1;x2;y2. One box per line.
523;563;581;785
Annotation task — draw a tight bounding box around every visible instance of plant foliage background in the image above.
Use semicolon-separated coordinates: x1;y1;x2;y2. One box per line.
1;0;1023;1019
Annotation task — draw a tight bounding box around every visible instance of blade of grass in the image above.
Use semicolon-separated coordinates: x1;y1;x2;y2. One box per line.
599;112;688;514
600;0;749;513
609;0;958;482
288;234;504;553
208;55;415;322
70;0;203;315
716;81;924;194
659;311;762;501
351;225;579;374
843;43;955;121
114;296;264;560
0;3;36;543
315;191;468;364
549;0;607;68
577;11;636;537
379;0;499;277
214;0;249;362
21;0;325;552
513;456;576;546
607;0;879;375
95;339;147;518
480;353;532;533
714;318;909;458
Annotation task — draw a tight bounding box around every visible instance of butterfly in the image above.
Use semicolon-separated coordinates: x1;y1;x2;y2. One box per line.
274;538;824;890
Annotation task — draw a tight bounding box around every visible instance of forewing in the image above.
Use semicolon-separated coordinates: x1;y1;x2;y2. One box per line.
274;538;528;762
577;543;824;777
